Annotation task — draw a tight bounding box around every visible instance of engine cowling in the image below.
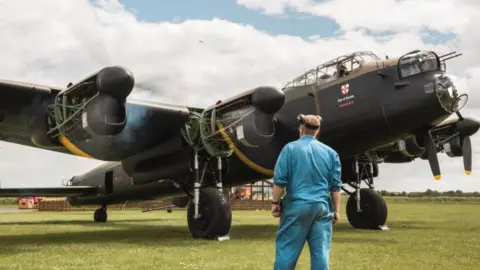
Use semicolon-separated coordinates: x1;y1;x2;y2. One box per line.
197;86;285;157
383;136;426;163
51;66;134;137
443;136;463;157
28;66;135;150
85;93;127;136
397;136;425;157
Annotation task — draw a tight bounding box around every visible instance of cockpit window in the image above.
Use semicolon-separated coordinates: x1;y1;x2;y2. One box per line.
398;51;439;78
282;51;380;89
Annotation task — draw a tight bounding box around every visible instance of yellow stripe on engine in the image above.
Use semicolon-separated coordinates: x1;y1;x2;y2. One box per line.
216;122;274;177
59;135;95;159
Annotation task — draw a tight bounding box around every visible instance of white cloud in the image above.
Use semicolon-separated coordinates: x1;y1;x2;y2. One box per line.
236;0;477;33
0;0;479;192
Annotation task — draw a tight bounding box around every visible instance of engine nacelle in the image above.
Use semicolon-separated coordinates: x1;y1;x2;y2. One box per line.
383;136;425;163
50;66;134;138
197;86;285;157
85;93;127;136
397;136;425;158
443;136;463;157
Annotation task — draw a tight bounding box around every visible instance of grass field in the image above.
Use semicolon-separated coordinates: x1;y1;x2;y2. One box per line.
0;198;479;270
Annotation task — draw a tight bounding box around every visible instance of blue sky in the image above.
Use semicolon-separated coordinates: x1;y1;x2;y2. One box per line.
119;0;454;44
120;0;339;37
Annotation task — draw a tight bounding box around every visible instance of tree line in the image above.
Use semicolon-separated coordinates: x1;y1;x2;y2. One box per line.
376;189;480;197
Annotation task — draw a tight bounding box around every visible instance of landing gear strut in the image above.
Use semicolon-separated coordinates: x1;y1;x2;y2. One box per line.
342;160;388;230
93;205;107;222
187;152;232;239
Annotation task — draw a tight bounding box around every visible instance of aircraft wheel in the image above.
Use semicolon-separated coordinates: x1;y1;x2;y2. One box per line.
346;188;387;229
93;207;108;223
187;187;232;239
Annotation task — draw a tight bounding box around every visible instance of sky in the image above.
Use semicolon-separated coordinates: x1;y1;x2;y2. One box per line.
0;0;479;192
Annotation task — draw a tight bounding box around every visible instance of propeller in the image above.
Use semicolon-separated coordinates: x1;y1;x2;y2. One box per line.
456;111;473;175
424;132;441;180
462;135;472;175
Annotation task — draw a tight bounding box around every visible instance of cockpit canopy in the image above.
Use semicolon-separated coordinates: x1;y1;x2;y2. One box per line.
283;51;381;89
398;50;441;78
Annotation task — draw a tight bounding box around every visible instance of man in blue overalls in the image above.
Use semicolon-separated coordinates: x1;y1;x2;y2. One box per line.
271;114;342;270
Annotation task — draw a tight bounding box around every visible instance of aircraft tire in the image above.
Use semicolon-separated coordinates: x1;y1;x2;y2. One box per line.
94;207;108;223
187;187;232;239
346;188;387;229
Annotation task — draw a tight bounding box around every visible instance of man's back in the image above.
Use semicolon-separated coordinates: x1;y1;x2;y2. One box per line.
277;135;341;203
272;115;342;270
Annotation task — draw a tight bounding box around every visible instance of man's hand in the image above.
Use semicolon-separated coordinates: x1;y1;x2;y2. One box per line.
271;204;281;218
332;211;339;224
330;191;341;225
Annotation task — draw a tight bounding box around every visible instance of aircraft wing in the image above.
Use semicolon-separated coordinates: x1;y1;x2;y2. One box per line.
0;186;99;197
0;67;204;162
0;79;64;93
0;66;285;187
0;78;72;151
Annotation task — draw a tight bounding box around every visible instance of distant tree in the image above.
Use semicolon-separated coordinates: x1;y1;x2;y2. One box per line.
379;190;389;196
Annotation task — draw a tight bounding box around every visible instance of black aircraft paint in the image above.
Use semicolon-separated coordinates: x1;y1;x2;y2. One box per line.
0;50;478;239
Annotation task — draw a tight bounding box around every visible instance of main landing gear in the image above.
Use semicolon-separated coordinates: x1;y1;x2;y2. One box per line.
187;153;232;239
342;159;388;230
93;205;108;222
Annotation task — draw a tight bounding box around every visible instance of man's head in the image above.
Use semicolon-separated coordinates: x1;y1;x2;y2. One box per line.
297;114;322;137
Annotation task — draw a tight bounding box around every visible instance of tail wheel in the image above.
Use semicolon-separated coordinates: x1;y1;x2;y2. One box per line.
346;188;387;229
94;207;107;223
187;187;232;239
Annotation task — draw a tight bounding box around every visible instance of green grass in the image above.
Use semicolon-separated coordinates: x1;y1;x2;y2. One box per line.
0;198;17;205
0;199;479;269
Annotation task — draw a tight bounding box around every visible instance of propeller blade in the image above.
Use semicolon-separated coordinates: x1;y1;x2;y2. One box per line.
462;135;472;175
424;134;441;180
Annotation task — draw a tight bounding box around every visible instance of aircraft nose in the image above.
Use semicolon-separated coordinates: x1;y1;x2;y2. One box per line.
434;74;469;113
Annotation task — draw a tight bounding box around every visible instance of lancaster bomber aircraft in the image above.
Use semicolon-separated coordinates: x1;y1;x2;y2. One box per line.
0;50;478;239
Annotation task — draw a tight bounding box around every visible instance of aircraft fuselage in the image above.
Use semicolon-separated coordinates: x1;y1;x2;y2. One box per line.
64;53;459;206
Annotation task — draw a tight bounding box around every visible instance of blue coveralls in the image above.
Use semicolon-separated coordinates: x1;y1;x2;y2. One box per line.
273;135;342;270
